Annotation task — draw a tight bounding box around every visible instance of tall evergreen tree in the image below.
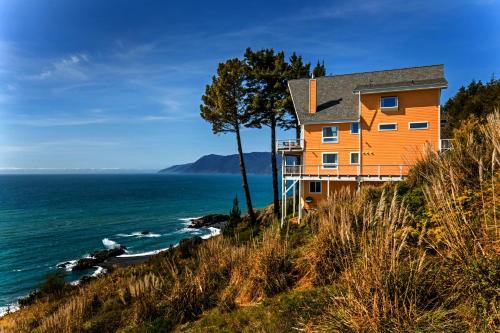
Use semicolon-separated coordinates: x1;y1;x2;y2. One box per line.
200;59;256;224
228;194;241;226
312;60;326;77
281;53;311;139
243;48;289;217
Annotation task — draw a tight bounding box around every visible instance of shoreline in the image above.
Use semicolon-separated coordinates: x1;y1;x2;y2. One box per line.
0;220;223;318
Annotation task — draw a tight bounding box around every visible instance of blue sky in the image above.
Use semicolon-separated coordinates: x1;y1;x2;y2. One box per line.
0;0;498;170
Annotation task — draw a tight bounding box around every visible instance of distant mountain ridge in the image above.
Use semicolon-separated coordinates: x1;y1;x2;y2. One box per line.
159;152;281;174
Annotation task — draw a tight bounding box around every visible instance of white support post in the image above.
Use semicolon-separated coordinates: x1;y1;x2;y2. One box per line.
284;179;287;221
292;180;296;217
281;172;285;227
327;179;330;198
298;179;302;223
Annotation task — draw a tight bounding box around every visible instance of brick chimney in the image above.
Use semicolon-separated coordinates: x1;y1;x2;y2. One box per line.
309;78;317;113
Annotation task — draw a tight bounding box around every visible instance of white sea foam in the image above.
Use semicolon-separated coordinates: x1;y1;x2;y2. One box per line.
178;216;202;227
0;303;20;317
116;231;161;238
102;238;121;249
201;227;221;239
117;247;171;258
57;259;78;272
175;227;202;235
91;266;107;277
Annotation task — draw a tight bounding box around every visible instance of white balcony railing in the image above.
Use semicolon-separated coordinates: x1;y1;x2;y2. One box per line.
283;164;413;178
276;139;304;152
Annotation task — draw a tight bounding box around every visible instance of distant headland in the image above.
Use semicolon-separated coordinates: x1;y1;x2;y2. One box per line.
159;152;281;174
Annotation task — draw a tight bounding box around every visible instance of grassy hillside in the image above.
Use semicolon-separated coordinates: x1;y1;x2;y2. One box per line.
1;114;499;332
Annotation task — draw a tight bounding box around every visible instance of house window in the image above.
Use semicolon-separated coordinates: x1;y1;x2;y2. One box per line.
380;96;398;109
322;126;338;143
350;122;359;134
409;121;429;130
309;181;322;193
322;153;338;169
350;152;360;165
378;123;397;131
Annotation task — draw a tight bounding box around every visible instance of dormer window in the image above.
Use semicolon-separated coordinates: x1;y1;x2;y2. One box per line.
380;96;398;109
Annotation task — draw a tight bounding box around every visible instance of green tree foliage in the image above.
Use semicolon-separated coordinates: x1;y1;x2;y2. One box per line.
281;53;311;139
442;77;500;136
200;59;256;224
312;60;326;77
228;195;241;226
244;48;289;217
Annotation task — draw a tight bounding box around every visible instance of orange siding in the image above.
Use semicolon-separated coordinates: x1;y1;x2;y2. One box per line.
303;123;359;175
360;89;440;176
302;180;357;209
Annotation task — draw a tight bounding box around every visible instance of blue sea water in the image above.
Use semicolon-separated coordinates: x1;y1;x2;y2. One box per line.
0;174;273;311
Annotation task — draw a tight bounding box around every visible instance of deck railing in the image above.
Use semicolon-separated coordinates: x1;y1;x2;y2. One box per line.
276;139;304;152
283;164;413;178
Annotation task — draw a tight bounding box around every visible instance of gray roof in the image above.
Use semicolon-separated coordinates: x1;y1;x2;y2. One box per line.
288;64;447;125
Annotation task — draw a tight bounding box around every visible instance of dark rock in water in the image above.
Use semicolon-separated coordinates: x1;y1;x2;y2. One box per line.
189;214;229;228
57;261;72;269
178;236;203;258
140;231;150;235
72;246;126;271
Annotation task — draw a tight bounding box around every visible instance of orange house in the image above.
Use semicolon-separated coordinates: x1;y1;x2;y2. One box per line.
278;65;448;223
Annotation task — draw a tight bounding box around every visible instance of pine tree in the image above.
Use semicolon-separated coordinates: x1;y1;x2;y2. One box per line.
228;194;241;226
312;60;326;77
244;48;289;218
200;59;256;224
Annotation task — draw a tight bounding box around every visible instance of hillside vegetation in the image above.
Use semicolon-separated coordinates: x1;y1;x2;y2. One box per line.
1;114;499;332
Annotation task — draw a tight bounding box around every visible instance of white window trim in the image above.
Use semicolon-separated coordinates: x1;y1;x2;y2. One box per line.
408;121;429;130
350;152;360;165
378;123;398;131
322;126;339;143
350;122;359;135
321;152;338;169
380;96;399;110
309;181;322;193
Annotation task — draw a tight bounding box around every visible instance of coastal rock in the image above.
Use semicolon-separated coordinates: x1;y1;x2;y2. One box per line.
189;214;229;228
72;247;126;271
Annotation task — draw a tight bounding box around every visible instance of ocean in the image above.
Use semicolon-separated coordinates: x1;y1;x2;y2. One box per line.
0;173;273;313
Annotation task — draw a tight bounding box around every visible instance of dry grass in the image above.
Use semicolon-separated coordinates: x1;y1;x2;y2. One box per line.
3;113;499;333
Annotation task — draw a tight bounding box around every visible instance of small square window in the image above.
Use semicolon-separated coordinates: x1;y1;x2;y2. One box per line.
322;153;338;169
350;152;359;164
380;96;398;109
322;126;338;143
378;123;397;131
350;122;359;134
309;181;322;193
409;122;429;130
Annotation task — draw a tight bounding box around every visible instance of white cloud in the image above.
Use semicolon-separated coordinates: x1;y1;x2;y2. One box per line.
29;53;90;81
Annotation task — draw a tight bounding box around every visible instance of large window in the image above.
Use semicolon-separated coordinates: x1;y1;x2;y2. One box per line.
380;96;398;109
322;153;338;169
350;152;360;165
322;126;338;143
350;122;359;134
378;123;397;131
309;181;322;193
409;121;429;130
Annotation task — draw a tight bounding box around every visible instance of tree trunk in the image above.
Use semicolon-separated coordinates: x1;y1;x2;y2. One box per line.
295;121;300;140
235;125;256;225
271;117;280;217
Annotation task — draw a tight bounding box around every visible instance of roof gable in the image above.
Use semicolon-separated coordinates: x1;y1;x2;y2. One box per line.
288;64;447;124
